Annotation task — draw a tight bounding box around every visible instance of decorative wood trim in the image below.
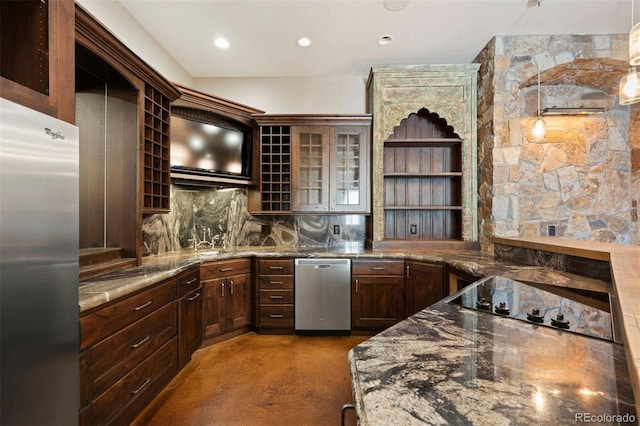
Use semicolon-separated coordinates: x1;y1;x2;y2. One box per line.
173;84;264;127
253;114;372;126
75;4;181;101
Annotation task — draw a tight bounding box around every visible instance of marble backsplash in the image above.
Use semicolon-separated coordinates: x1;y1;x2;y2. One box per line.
142;185;366;256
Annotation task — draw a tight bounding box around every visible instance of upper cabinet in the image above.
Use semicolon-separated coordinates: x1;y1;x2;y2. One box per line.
367;65;480;250
75;4;181;267
0;0;75;123
251;115;371;214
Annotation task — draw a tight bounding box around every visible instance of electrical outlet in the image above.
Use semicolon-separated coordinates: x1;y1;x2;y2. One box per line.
333;225;341;235
410;224;418;235
261;224;271;236
548;225;556;236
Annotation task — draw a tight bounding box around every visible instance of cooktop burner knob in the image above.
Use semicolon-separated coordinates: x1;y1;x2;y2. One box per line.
526;308;544;323
494;301;510;315
551;313;570;329
476;297;491;311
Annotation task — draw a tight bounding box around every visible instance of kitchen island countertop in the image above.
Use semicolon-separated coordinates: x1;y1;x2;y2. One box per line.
349;297;636;425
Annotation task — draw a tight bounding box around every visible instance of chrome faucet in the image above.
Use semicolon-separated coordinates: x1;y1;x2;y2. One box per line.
192;225;214;251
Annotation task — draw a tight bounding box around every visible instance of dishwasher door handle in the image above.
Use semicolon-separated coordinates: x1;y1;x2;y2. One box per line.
315;264;331;269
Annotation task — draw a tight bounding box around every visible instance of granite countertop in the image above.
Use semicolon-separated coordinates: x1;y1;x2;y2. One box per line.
349;298;637;425
77;239;639;419
78;246;610;313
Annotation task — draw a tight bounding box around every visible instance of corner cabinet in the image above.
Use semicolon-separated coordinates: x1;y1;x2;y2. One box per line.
75;4;181;268
367;65;480;250
201;259;252;342
0;0;75;123
405;261;445;317
250;115;371;214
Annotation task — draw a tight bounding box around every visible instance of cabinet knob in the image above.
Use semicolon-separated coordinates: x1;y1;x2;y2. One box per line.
355;279;359;294
221;282;225;297
229;279;234;295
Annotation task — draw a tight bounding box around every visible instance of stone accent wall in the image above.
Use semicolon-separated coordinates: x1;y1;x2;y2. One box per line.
475;35;639;249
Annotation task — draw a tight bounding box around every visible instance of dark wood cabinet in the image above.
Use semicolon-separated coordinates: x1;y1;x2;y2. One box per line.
250;115;371;214
201;259;252;340
75;4;181;269
351;259;405;330
177;267;202;369
256;259;294;333
405;261;445;317
79;278;178;425
0;0;75;122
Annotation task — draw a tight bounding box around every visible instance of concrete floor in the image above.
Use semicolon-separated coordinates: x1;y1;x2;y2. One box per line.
133;333;369;426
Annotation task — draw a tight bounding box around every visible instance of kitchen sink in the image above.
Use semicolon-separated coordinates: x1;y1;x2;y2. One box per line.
195;250;222;259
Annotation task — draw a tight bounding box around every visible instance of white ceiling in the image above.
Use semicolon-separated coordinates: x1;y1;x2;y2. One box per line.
118;0;634;78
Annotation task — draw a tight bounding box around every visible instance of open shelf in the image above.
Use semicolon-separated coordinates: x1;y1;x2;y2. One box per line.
381;112;463;242
384;137;462;147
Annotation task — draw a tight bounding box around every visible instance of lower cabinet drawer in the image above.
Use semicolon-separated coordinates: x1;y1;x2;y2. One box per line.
80;279;176;350
259;290;293;305
259;305;294;328
258;275;294;289
80;337;178;426
80;302;177;406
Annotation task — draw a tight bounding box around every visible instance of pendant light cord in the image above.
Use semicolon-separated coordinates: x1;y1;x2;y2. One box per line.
537;0;541;119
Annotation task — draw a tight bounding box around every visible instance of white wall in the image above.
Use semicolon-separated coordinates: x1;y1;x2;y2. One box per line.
76;0;193;86
75;1;368;114
194;76;368;114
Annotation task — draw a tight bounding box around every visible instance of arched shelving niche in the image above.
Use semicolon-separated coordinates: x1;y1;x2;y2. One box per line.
383;109;463;242
367;64;480;250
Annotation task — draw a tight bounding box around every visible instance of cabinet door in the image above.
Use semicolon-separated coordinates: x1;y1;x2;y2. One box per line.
291;126;330;212
227;273;252;330
352;275;404;329
405;262;445;317
0;0;75;122
178;286;203;369
330;126;369;213
202;277;227;337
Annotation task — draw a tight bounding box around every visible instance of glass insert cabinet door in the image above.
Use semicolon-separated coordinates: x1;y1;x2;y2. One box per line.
291;125;369;213
291;126;329;212
330;126;369;212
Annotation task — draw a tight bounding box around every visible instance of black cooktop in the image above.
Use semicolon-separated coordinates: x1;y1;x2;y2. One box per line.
445;276;614;342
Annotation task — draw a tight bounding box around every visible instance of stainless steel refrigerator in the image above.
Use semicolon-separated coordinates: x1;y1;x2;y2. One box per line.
1;97;79;425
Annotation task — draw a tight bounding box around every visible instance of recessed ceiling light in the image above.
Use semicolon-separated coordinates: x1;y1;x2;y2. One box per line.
377;35;393;46
383;0;410;12
214;37;230;49
297;37;312;47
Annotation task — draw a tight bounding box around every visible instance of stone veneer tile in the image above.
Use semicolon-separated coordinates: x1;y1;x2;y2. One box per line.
475;34;637;245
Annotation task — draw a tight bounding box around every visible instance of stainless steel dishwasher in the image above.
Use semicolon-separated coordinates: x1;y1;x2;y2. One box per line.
294;258;351;335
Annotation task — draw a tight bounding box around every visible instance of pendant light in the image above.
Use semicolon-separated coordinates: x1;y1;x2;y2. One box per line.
621;0;640;104
532;0;546;141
